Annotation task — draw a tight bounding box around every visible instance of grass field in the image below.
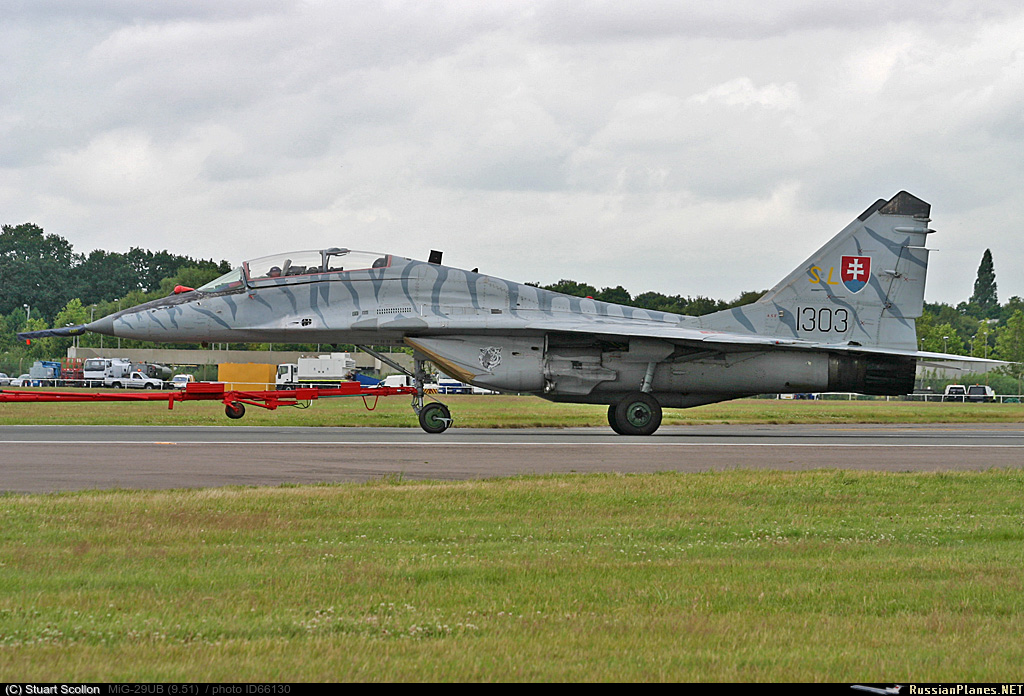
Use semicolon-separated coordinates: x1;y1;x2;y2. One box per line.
2;471;1024;681
2;395;1022;681
1;393;1023;427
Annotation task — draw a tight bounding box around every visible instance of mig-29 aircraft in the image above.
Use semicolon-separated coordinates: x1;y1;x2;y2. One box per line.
22;191;990;434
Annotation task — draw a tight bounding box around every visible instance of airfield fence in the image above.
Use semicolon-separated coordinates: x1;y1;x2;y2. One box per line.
775;392;1023;404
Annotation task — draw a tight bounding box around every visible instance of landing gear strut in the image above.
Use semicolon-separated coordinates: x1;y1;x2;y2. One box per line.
608;391;662;436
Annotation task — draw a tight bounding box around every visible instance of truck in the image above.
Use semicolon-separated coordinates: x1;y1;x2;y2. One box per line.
106;370;163;389
942;384;967;402
966;384;996;403
26;360;87;387
170;374;196;389
134;362;172;380
381;374;440;392
83;358;132;388
83;358;170;388
276;353;357;389
437;375;472;394
943;384;997;403
61;357;84;385
28;361;63;386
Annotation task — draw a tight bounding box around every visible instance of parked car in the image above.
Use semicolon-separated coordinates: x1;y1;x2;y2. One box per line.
107;371;163;389
171;374;195;389
11;374;33;387
966;384;996;403
0;373;10;386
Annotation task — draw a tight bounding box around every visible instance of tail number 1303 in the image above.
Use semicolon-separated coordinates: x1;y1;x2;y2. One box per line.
797;307;849;333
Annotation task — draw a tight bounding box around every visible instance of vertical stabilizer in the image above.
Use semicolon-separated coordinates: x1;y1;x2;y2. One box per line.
700;191;933;350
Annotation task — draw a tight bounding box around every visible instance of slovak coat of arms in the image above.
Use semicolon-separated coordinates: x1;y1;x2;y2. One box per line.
840;255;871;294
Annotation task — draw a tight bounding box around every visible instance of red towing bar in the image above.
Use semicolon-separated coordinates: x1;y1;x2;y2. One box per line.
0;381;418;419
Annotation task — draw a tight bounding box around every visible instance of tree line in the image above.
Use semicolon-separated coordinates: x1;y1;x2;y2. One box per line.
0;223;231;319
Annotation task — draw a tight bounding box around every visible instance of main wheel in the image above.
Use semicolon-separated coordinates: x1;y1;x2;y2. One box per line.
607;404;626;435
611;392;662;436
225;402;246;419
418;402;452;434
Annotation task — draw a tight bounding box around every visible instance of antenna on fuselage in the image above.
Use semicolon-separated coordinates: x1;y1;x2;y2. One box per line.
428;250;443;265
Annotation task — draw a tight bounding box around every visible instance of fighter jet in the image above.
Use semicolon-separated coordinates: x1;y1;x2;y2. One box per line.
21;191;993;434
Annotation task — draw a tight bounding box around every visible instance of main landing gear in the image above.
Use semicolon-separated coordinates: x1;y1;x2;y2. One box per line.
607;391;662;436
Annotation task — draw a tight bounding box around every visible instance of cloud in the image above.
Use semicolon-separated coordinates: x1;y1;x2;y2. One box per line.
688;78;800;110
1;1;1023;305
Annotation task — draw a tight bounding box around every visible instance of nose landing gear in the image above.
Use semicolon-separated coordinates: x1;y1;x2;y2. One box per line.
411;356;453;433
357;345;455;434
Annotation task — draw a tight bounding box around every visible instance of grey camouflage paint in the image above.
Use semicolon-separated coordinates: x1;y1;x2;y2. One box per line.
72;192;944;404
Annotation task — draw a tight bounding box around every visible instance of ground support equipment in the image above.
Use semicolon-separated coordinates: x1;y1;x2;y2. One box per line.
0;381;423;424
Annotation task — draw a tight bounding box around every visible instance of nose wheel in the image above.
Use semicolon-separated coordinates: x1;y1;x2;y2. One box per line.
418;402;452;434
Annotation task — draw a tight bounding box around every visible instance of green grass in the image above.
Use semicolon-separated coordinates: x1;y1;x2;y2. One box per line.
3;471;1024;681
0;393;1022;427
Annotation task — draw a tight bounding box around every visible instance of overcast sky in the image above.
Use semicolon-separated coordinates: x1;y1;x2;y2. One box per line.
2;0;1022;306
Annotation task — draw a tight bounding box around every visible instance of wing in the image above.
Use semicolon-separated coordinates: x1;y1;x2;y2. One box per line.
518;313;1006;366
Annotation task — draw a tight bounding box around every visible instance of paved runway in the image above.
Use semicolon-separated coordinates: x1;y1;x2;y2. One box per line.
2;423;1023;493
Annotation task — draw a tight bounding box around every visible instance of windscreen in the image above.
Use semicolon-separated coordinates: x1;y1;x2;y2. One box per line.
197;267;245;293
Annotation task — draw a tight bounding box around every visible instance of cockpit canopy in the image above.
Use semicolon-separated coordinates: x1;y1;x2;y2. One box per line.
246;248;391;281
196;248;391;293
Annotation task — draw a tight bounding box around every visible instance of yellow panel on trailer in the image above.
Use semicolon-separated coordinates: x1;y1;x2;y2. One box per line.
217;363;277;391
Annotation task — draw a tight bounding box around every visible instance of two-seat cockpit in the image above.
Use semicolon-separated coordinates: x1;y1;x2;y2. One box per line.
196;248;392;294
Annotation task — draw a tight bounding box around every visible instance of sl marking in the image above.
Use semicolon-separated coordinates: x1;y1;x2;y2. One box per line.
807;266;839;285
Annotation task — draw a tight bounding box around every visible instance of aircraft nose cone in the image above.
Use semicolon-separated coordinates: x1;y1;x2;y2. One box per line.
86;314;117;337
